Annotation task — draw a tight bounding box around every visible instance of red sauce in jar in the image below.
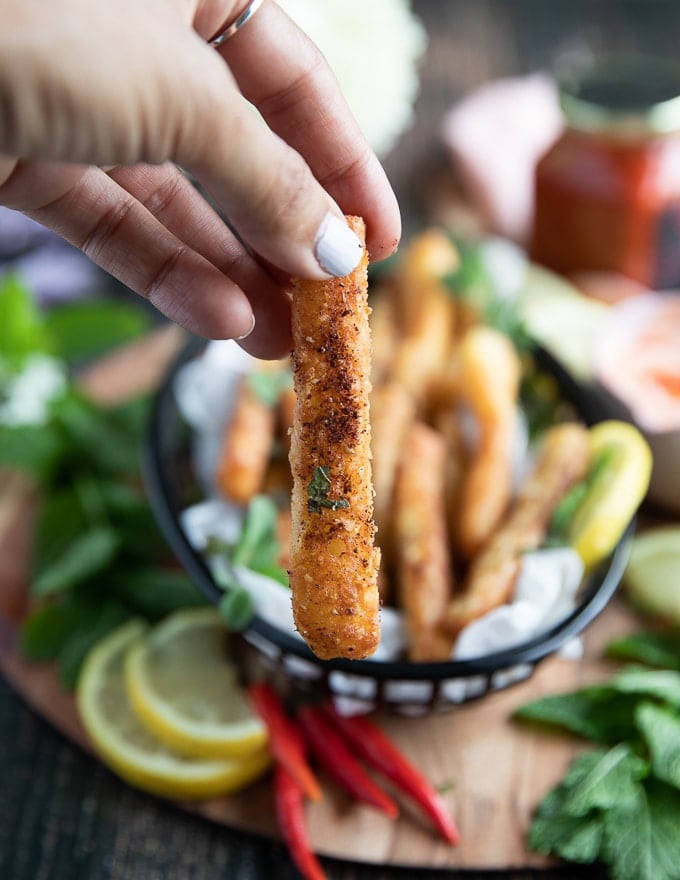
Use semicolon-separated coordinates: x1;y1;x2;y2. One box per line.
531;57;680;289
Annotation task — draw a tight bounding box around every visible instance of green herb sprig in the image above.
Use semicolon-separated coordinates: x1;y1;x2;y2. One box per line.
514;630;680;880
441;237;531;353
307;465;350;514
206;494;289;632
0;275;207;688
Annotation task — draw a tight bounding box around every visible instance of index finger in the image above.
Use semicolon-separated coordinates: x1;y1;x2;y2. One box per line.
218;0;401;262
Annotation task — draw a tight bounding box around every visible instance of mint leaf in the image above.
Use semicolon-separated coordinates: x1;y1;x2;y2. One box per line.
247;369;292;407
218;587;255;632
32;526;120;597
56;598;131;689
111;568;206;618
561;743;648;815
521;634;680;879
0;274;50;368
529;750;608;861
33;490;88;573
21;593;130;686
606;631;680;671
53;392;146;476
44;298;150;362
612;666;680;709
21;598;87;662
636;701;680;789
0;423;64;476
229;495;286;584
513;686;640;743
602;779;680;880
529;746;650;873
232;495;279;567
530;808;604;863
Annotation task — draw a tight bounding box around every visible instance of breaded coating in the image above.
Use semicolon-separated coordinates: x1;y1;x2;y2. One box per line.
455;325;522;560
288;216;380;660
370;379;416;601
368;289;399;387
393;421;454;661
444;422;591;635
216;373;276;504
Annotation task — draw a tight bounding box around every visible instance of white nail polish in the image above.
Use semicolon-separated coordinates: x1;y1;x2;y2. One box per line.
235;312;255;340
314;213;363;277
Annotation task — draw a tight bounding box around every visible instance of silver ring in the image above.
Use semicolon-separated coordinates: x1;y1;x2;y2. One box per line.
209;0;266;48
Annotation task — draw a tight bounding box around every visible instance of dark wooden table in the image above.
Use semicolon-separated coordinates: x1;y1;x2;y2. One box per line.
3;2;680;878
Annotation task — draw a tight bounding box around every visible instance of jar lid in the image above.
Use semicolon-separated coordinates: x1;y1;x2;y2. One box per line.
558;55;680;138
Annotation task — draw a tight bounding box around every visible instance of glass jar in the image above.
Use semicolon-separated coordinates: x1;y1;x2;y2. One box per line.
531;56;680;289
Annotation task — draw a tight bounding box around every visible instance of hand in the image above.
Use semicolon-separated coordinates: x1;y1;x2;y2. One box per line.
0;0;401;357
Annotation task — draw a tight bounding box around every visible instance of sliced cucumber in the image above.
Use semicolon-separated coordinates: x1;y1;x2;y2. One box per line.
623;527;680;624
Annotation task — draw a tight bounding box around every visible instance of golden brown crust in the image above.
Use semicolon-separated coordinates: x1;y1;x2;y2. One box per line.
370;379;416;602
288;216;380;660
216;374;276;504
444;422;591;634
393;421;454;661
455;326;522;560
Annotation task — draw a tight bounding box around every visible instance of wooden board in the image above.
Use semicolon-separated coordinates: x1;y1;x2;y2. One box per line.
0;329;645;871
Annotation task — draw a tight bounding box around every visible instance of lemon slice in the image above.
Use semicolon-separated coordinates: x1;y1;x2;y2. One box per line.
568;420;653;569
623;527;680;624
124;608;267;760
77;619;270;800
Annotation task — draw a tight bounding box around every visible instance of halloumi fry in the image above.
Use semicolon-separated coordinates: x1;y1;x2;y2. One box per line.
444;422;591;634
288;216;380;660
395;228;460;329
369;288;399;386
432;406;466;548
455;325;522;559
370;379;416;601
393;421;454;661
392;288;455;405
216;372;276;504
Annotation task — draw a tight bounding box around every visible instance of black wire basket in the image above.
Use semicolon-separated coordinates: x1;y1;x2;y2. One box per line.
143;337;633;715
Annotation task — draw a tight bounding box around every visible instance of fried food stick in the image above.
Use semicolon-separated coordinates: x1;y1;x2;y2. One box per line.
216;371;276;504
444;422;591;635
455;325;522;560
393;421;454;661
370;379;416;602
288;216;380;660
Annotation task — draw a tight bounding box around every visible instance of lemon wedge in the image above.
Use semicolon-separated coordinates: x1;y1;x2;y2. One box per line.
124;608;268;760
77;618;270;800
623;527;680;624
568;420;653;569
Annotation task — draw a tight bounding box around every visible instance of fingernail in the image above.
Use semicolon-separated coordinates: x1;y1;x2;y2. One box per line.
314;213;363;277
235;312;255;340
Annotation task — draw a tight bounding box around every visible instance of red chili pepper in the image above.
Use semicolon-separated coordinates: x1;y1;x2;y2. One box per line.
322;703;460;845
248;682;322;802
275;764;327;880
297;705;399;819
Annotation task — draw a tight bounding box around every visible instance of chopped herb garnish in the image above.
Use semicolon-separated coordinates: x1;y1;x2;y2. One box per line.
307;465;350;514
